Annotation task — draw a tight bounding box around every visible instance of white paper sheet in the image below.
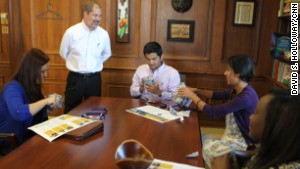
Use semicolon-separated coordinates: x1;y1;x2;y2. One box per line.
148;159;204;169
127;105;180;123
28;114;95;142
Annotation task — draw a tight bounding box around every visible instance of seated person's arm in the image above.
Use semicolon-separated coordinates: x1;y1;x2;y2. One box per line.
211;154;231;169
29;96;57;115
130;71;143;97
211;150;255;169
177;87;213;110
177;87;206;110
4;85;57;121
194;88;213;98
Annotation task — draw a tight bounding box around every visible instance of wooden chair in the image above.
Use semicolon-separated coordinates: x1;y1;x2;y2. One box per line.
0;133;18;156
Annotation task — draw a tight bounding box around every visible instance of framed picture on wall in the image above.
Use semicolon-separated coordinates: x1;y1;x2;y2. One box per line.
167;20;195;42
117;0;129;42
233;0;256;26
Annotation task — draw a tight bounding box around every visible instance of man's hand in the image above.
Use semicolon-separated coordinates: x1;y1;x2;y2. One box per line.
139;81;145;93
47;95;58;109
144;82;162;96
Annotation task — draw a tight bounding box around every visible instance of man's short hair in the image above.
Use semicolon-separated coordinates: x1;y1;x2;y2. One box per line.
82;0;101;14
143;41;163;57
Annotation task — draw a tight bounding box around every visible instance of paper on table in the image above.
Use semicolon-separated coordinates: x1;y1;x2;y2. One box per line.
176;110;190;117
126;105;180;123
28;114;95;142
148;159;204;169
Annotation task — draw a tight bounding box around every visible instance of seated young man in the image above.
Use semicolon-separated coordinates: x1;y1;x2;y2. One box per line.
130;41;180;103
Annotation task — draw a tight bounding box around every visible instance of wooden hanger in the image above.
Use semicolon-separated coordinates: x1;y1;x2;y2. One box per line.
36;0;63;20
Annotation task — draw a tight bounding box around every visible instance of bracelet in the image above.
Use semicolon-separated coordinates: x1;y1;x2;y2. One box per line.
196;99;201;106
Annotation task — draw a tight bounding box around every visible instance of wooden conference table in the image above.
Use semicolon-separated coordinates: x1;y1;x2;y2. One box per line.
0;97;204;168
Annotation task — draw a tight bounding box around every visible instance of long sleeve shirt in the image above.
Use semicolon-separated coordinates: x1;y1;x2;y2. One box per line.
203;85;259;144
0;81;47;144
130;63;181;102
60;21;112;73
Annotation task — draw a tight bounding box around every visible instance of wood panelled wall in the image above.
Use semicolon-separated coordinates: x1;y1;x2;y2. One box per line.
0;0;11;83
1;0;279;119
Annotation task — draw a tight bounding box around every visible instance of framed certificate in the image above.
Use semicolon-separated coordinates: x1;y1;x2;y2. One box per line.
233;0;256;26
167;20;195;42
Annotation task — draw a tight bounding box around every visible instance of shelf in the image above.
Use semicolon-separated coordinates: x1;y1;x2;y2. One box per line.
273;32;290;36
278;13;300;19
266;76;290;90
278;14;291;19
273;0;295;91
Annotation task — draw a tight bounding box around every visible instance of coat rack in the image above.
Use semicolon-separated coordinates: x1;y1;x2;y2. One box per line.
36;0;63;20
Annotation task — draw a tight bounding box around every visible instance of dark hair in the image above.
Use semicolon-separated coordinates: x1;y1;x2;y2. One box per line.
13;48;49;102
82;0;101;14
143;41;163;58
227;55;254;82
247;89;300;169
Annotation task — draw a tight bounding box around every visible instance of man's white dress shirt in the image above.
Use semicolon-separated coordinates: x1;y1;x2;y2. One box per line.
60;21;112;73
130;63;181;102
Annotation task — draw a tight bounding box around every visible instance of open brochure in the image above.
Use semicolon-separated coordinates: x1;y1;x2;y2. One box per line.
148;159;204;169
28;114;95;142
126;105;180;123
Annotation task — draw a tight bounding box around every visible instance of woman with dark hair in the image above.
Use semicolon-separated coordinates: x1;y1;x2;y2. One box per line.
211;89;300;168
246;89;300;168
0;48;58;153
177;55;259;168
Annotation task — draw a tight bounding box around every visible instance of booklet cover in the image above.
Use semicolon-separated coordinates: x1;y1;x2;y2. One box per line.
172;83;193;108
148;159;204;169
126;105;180;123
28;114;96;142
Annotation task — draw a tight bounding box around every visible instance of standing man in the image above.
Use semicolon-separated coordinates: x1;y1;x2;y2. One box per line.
60;1;111;113
130;41;181;103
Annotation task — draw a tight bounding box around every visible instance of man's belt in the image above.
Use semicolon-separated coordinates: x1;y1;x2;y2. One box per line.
69;71;100;78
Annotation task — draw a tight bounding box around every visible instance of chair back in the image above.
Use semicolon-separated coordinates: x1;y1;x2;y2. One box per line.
179;74;186;83
0;133;18;156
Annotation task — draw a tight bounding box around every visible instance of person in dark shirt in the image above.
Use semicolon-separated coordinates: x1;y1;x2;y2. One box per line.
177;55;259;168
